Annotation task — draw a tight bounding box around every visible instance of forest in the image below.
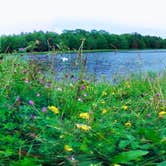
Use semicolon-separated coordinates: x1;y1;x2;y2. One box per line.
0;29;166;53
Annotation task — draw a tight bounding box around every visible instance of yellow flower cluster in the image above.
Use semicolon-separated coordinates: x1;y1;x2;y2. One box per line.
48;106;59;114
64;145;73;152
102;91;107;96
101;100;105;104
125;121;132;127
102;109;108;114
79;112;90;120
125;81;131;88
76;124;91;131
158;111;166;118
112;92;115;95
122;105;128;110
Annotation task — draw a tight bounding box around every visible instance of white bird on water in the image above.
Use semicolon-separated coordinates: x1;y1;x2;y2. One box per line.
61;57;68;62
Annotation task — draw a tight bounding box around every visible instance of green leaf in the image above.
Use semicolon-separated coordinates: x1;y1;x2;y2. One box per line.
118;140;130;149
157;161;166;166
80;143;89;152
113;150;149;164
10;157;37;166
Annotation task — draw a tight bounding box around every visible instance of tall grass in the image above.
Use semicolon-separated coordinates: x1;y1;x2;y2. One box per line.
0;55;166;166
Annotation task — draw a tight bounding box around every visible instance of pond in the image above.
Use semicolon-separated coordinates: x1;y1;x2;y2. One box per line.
27;50;166;81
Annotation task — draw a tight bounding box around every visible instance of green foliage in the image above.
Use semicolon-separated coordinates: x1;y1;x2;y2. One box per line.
10;157;38;166
157;161;166;166
113;150;149;164
0;55;166;165
1;30;166;53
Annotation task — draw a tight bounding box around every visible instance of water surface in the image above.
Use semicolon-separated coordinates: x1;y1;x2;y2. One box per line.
28;50;166;80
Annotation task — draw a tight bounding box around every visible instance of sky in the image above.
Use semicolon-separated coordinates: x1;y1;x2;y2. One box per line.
0;0;166;38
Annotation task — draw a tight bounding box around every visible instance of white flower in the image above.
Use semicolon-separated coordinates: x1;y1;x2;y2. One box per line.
57;87;62;91
78;98;83;102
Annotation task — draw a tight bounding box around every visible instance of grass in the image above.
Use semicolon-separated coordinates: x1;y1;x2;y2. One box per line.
0;55;166;166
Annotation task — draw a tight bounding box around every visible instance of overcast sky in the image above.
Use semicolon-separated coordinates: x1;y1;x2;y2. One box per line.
0;0;166;37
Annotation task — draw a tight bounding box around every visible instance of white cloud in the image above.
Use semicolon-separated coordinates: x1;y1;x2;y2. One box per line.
0;0;166;37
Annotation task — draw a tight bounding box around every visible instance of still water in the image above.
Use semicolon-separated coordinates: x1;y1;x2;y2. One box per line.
28;50;166;80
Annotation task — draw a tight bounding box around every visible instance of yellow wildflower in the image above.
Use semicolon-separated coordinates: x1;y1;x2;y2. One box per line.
48;106;59;114
101;100;105;104
122;105;128;110
102;109;108;114
76;124;91;131
112;92;115;95
113;164;121;166
125;81;131;88
79;112;90;120
125;121;132;127
158;111;166;118
64;145;73;152
102;91;107;96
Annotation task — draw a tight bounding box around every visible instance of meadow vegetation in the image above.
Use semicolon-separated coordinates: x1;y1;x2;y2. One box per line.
0;55;166;166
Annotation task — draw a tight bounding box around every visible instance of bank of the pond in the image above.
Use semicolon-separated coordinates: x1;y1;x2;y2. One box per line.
0;49;118;57
0;56;166;165
28;48;166;54
2;48;166;57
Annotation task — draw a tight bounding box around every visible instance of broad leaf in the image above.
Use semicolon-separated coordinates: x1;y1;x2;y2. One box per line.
157;161;166;166
113;150;149;164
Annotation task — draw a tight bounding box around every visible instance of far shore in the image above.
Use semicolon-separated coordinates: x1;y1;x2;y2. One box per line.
1;48;166;56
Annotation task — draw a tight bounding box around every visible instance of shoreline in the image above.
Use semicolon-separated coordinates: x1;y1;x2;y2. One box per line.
1;48;166;56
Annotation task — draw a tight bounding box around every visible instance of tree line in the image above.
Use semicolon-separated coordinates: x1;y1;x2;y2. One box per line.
0;29;166;53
